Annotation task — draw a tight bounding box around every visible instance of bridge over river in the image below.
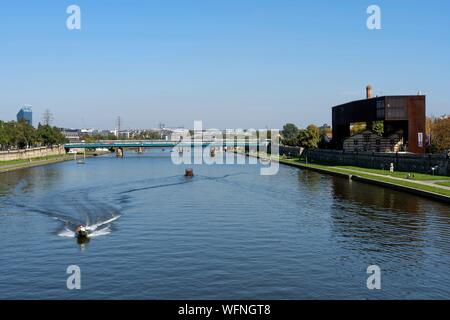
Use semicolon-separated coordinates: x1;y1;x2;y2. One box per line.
64;140;267;150
64;140;270;157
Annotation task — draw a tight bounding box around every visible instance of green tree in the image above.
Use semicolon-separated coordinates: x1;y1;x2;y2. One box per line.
298;124;321;149
133;130;161;140
281;123;299;146
350;122;366;135
37;124;67;146
8;120;37;149
430;116;450;153
318;125;332;148
372;121;384;136
0;120;12;150
0;119;66;150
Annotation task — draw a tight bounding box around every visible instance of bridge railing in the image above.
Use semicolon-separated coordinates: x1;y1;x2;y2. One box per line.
93;139;264;143
64;139;270;148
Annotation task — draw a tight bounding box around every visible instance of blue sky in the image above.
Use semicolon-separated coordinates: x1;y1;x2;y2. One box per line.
0;0;449;129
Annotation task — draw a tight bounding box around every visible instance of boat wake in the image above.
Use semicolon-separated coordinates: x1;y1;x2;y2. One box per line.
0;170;248;244
1;182;123;243
56;215;121;238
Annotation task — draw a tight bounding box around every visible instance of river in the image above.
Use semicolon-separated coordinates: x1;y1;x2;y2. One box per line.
0;152;449;299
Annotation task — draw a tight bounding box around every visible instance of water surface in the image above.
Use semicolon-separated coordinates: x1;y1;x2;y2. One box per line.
0;152;449;299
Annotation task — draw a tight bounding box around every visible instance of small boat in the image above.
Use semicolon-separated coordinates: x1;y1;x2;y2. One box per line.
75;225;89;239
74;150;86;164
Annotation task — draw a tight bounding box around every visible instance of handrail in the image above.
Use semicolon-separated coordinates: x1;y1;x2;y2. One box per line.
64;139;268;148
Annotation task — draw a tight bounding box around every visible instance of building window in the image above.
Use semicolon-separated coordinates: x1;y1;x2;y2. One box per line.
376;147;380;152
376;100;385;119
376;139;380;145
363;134;370;143
354;139;359;145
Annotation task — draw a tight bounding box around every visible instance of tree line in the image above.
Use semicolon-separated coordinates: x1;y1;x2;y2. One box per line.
81;130;163;143
427;116;450;153
0;120;67;151
281;123;330;149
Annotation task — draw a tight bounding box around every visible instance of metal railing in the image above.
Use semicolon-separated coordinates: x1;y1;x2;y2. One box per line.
64;139;270;148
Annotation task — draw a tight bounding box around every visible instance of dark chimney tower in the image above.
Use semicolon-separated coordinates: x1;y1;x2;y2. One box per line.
366;85;373;99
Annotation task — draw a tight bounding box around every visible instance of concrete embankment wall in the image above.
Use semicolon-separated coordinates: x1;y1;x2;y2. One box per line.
298;149;450;176
0;146;66;161
279;146;305;157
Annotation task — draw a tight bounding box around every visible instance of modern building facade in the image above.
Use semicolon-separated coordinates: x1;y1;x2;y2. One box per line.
17;106;33;126
343;130;404;153
332;86;426;154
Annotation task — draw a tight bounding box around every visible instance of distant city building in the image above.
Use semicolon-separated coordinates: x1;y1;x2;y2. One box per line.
202;129;224;141
81;128;98;136
224;129;257;140
17;106;33;126
169;128;190;142
78;128;114;137
61;128;81;143
115;130;131;139
100;130;114;137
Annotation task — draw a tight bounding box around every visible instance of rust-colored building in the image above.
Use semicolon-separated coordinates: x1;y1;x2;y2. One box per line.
332;86;426;154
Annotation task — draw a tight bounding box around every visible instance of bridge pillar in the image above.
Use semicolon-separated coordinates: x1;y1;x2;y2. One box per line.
116;147;124;158
244;137;250;154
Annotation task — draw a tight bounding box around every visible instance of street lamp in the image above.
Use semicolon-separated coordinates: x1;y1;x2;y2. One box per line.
431;165;438;175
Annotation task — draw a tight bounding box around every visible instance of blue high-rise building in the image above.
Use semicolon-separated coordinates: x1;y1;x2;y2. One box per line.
17;106;33;126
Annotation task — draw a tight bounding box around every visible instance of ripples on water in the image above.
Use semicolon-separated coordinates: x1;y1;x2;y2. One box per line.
0;152;449;299
0;158;251;244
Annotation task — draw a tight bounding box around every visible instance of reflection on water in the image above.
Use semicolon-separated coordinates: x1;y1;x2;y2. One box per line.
331;177;423;213
329;177;450;251
0;153;449;299
0;166;63;196
328;176;450;290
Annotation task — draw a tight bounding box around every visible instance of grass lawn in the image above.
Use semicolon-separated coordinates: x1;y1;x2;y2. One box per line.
289;160;450;197
260;154;450;197
436;181;450;188
0;154;69;166
275;154;449;181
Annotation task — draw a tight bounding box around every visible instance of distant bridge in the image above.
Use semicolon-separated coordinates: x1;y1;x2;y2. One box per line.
64;140;267;150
